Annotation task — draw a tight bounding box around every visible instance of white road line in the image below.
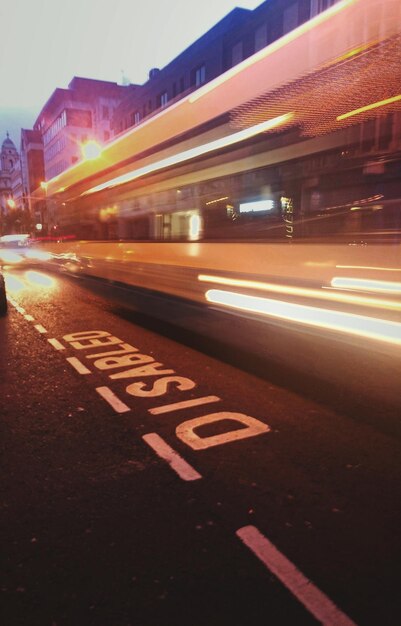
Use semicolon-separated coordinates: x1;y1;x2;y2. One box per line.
48;338;66;351
25;314;35;321
142;433;202;481
34;324;47;334
96;386;131;413
149;395;221;415
16;306;25;314
236;526;357;626
66;357;92;375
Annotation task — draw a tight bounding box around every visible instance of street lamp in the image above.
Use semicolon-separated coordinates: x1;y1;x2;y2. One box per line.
81;140;102;161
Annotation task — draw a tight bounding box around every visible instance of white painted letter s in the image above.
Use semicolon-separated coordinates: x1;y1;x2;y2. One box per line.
126;376;196;398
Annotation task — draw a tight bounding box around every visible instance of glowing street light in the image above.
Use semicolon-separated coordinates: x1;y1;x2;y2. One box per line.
81;140;102;161
6;198;16;209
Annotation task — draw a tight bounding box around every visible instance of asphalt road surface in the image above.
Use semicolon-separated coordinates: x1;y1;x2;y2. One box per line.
1;267;400;626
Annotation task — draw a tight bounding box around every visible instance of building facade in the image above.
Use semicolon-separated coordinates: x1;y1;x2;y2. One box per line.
34;77;137;181
112;7;250;135
19;130;45;212
112;0;340;136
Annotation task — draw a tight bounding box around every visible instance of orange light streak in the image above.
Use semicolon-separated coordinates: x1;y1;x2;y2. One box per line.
337;94;401;121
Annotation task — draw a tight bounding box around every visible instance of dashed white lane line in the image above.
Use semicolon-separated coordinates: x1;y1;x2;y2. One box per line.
16;306;25;314
48;338;66;351
25;314;35;321
34;324;47;334
149;395;221;415
236;526;357;626
66;357;91;375
96;386;131;413
142;433;202;482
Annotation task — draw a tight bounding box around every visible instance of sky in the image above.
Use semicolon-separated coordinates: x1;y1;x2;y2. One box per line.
0;0;261;145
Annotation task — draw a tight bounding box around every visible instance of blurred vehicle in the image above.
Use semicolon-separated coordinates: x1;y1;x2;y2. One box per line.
0;234;31;266
33;0;401;410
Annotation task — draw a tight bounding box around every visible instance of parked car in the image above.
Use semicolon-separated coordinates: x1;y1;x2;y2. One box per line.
0;269;7;315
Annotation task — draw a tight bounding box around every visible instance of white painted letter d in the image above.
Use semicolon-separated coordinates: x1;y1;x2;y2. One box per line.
176;412;270;450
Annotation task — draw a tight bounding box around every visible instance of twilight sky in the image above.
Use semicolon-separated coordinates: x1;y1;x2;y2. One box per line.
0;0;261;144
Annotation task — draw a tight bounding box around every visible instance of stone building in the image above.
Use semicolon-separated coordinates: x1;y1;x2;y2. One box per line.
0;133;19;217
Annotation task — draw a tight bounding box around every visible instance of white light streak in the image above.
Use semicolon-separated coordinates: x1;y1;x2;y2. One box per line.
331;277;401;294
336;265;401;272
205;289;401;346
82;113;293;196
198;274;401;312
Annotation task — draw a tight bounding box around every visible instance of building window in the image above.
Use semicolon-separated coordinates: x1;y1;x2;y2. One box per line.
102;105;109;120
45;136;67;161
172;82;177;97
283;2;299;35
231;42;243;67
180;77;185;92
378;113;393;150
255;24;268;52
310;0;337;17
158;91;168;108
134;111;141;125
192;64;206;87
43;109;68;146
66;108;92;129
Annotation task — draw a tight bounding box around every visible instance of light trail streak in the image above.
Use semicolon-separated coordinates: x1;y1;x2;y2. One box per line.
205;289;401;346
337;94;401;121
82;113;293;196
198;274;401;311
